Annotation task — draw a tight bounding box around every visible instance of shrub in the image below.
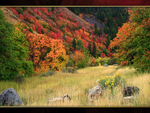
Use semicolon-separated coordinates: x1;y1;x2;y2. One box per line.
95;57;101;66
40;70;55;77
16;8;24;14
28;27;33;33
97;72;126;95
86;57;93;67
107;57;117;65
43;23;49;29
41;28;44;34
72;50;85;68
61;67;77;74
14;74;25;83
36;16;40;20
77;59;86;68
100;57;110;65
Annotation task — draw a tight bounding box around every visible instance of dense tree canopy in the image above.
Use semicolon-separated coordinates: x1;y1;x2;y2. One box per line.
110;7;150;72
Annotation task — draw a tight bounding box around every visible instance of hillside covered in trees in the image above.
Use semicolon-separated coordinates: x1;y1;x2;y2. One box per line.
68;7;129;49
0;7;150;81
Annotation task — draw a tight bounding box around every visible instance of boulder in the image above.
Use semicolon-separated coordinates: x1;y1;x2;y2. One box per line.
123;94;139;104
47;94;71;103
61;67;77;74
0;88;23;106
88;85;102;102
113;64;119;66
103;64;108;67
40;70;55;77
123;86;139;97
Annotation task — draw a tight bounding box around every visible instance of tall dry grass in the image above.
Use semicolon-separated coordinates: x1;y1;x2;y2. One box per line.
0;65;150;107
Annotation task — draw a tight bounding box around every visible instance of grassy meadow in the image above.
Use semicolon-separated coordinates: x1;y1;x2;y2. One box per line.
0;65;150;107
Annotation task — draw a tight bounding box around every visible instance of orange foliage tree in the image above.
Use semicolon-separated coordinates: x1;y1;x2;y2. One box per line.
26;33;68;75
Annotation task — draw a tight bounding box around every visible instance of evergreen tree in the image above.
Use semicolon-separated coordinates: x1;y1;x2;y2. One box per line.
51;7;54;12
88;42;92;55
72;38;76;51
98;28;103;36
92;41;96;57
100;12;105;22
85;8;88;14
106;35;111;48
63;34;66;41
94;23;97;29
77;40;84;50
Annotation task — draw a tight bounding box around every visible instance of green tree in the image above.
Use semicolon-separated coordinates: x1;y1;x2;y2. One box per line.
97;28;103;36
72;38;77;51
92;41;96;57
106;35;111;48
88;42;92;55
51;7;54;12
100;12;105;22
77;40;84;50
110;7;150;72
63;34;66;41
0;9;34;80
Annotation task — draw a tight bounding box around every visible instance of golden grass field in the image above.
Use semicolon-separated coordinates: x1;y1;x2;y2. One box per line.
0;65;150;107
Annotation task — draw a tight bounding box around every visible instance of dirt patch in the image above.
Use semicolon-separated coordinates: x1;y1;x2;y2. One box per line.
0;7;20;24
83;15;104;30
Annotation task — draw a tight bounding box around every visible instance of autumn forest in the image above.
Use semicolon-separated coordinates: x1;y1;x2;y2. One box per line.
0;7;150;81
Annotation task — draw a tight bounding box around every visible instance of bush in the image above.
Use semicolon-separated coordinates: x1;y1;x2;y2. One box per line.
107;57;117;65
61;67;77;74
86;57;93;67
36;16;40;20
72;50;85;68
100;57;110;65
43;23;49;29
14;74;25;83
16;8;24;14
28;27;33;33
40;70;55;77
97;72;126;95
95;57;101;66
41;28;44;34
77;59;86;68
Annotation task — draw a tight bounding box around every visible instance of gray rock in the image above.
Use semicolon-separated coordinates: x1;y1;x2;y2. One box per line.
88;85;102;102
123;94;139;104
113;64;119;66
103;64;108;67
0;88;23;106
47;94;71;103
123;86;140;97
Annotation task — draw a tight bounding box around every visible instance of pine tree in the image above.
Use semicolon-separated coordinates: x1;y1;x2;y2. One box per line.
92;41;96;57
72;38;76;51
51;7;54;12
94;23;98;35
63;34;66;41
88;42;92;55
